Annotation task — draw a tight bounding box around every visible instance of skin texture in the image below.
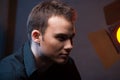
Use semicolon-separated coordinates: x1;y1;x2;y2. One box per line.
31;15;75;65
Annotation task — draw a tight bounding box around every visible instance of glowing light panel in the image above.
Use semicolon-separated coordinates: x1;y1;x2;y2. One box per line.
116;27;120;44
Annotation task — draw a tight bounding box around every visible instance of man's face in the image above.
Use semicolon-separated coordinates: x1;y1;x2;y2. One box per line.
40;16;75;64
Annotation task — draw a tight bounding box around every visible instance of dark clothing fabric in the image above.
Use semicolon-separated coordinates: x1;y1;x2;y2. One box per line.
0;41;81;80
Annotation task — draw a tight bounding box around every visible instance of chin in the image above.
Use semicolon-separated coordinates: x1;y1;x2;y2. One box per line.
55;58;69;64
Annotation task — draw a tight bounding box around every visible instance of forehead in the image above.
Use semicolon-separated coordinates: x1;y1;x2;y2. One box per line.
46;16;75;35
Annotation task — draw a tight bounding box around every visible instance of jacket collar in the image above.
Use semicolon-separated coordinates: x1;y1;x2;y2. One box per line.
23;41;37;77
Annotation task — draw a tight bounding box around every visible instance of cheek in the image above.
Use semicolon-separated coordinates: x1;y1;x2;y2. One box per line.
51;41;63;50
45;39;63;53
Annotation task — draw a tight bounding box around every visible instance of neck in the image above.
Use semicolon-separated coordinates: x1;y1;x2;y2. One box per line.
31;41;53;71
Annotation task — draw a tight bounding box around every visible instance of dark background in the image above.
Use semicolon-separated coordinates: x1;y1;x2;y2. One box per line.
0;0;120;80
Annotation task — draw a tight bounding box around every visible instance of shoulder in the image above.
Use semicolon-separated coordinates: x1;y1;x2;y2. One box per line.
0;47;24;69
0;55;17;80
0;48;26;79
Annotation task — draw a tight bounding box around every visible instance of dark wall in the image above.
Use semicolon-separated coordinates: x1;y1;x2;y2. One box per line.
0;0;9;59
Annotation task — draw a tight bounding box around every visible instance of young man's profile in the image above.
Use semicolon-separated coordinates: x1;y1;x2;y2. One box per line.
0;0;81;80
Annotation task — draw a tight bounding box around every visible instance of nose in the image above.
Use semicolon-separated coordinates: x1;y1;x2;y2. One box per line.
64;39;73;52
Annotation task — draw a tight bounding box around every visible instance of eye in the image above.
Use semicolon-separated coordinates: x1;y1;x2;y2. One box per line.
55;34;68;42
57;36;67;41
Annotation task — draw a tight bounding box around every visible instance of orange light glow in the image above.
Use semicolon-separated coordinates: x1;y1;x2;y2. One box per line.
116;27;120;44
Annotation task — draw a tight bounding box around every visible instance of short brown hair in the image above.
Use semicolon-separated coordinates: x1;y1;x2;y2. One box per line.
27;0;77;39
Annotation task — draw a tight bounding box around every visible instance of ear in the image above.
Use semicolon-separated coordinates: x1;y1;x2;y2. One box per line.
31;30;42;43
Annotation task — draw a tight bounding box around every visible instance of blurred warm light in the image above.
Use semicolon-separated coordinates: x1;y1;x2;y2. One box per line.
116;27;120;44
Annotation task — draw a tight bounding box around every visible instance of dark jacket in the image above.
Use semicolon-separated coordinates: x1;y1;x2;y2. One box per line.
0;41;81;80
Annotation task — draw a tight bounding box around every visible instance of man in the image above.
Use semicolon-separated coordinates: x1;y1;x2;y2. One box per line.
0;0;81;80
